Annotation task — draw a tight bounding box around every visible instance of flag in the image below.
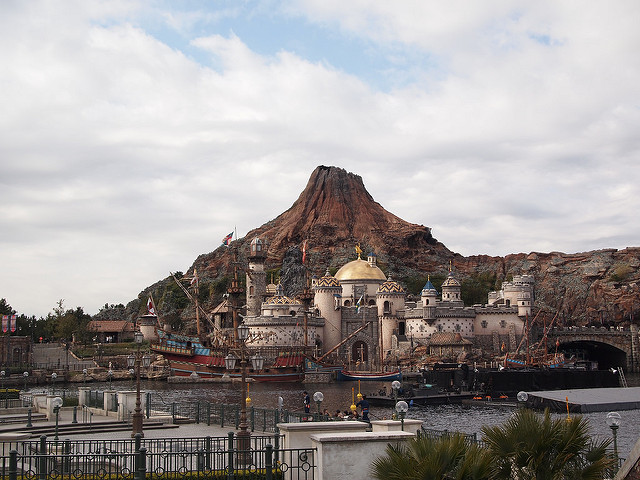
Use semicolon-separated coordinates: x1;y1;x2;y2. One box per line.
221;231;233;246
1;315;7;333
301;240;307;264
147;295;156;316
356;294;364;314
10;315;16;333
190;268;199;287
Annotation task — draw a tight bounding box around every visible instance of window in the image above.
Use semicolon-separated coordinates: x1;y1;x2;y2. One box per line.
344;300;351;307
249;285;254;296
481;320;488;329
290;311;296;316
500;320;507;328
383;301;391;314
455;324;461;332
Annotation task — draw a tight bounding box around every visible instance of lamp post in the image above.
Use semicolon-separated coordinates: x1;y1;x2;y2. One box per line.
1;371;5;408
52;396;63;441
225;323;264;463
313;391;324;418
607;411;622;473
395;400;408;431
128;331;151;438
82;368;87;388
23;371;28;393
50;372;57;395
391;380;401;403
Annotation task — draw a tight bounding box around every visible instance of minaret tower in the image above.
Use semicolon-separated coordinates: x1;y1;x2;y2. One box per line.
246;237;267;317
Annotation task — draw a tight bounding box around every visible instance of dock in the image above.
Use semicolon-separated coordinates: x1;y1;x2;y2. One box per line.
524;387;640;413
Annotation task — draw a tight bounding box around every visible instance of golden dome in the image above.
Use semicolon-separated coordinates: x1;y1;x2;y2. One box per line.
335;259;386;281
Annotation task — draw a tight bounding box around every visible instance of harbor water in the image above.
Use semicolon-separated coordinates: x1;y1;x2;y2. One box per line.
110;374;640;460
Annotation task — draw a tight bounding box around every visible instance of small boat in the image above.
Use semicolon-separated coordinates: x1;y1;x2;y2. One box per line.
336;370;402;381
366;383;476;406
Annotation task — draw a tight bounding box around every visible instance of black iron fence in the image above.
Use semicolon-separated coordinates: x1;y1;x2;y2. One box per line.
0;433;315;480
149;393;329;432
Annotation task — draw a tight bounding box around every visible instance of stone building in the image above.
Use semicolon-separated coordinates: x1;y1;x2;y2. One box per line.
242;238;533;368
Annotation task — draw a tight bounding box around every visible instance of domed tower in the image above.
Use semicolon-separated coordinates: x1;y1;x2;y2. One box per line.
246;237;267;317
376;276;406;354
441;266;463;307
313;270;342;352
421;276;438;322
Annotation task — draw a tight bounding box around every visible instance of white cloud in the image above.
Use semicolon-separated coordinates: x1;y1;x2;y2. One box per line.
0;0;639;317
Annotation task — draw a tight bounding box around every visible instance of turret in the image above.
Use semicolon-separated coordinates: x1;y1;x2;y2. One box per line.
246;237;267;317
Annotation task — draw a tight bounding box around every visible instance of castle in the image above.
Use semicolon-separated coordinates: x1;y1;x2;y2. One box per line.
241;238;533;368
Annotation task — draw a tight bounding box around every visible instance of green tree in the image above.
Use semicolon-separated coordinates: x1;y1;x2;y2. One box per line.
371;433;492;480
0;298;14;316
482;408;614;480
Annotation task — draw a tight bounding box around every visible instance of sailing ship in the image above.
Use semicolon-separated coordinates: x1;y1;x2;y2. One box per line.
503;310;566;369
148;249;312;382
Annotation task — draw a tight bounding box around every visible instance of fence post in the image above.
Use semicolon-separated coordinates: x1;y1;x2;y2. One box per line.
38;435;47;480
134;432;142;478
72;406;77;424
64;439;71;475
227;432;235;480
8;450;17;480
205;436;212;469
274;425;280;463
27;407;32;427
136;447;147;480
265;444;273;480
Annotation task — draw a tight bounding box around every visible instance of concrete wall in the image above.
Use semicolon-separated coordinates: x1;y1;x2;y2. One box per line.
311;431;414;480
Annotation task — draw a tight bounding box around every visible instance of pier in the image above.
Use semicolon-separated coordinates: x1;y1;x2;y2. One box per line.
523;386;640;413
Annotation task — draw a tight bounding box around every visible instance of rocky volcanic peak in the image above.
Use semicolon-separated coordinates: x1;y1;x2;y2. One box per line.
124;166;640;327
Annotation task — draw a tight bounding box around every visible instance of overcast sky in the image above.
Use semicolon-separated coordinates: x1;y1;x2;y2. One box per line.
1;1;639;318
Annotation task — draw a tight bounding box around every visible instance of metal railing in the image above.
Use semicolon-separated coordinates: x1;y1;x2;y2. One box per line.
1;433;315;480
148;393;331;432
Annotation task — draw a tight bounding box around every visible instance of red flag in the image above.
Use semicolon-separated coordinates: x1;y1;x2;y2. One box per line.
302;240;307;264
2;315;7;333
10;315;16;332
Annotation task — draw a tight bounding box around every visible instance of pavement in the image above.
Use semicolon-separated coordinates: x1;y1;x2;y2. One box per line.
0;406;266;441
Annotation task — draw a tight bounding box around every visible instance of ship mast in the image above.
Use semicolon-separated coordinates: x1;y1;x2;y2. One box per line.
227;247;244;342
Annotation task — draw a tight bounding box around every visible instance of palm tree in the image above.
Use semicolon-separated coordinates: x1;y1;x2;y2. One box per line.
481;408;614;480
371;433;492;480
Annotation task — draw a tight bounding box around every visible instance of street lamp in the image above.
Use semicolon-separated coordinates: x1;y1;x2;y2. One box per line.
23;371;28;393
52;396;63;441
128;331;151;438
313;391;324;417
82;368;87;388
395;400;408;431
391;380;401;403
225;323;264;463
51;372;57;395
606;411;622;473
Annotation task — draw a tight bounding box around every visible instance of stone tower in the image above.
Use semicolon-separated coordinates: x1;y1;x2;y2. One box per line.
246;237;267;317
376;276;406;355
313;270;342;352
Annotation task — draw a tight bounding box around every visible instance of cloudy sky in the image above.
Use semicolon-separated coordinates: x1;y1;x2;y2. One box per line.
1;1;639;318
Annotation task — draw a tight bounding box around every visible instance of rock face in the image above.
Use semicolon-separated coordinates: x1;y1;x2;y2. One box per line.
131;165;640;328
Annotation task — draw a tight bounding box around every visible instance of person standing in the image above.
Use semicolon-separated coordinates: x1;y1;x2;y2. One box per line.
303;391;311;415
356;394;370;422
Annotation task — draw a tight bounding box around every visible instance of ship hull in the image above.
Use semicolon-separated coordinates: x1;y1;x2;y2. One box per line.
336;370;402;381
